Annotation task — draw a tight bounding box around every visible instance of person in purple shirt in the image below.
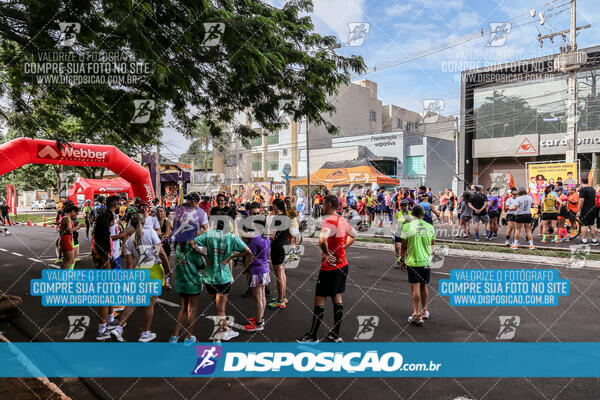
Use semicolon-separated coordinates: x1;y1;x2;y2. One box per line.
242;202;270;332
486;189;500;240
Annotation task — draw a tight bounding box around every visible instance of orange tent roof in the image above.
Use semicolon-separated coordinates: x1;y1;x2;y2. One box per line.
290;158;398;190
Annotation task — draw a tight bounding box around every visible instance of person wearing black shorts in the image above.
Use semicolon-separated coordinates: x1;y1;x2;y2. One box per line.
578;177;599;245
267;198;290;309
298;195;356;343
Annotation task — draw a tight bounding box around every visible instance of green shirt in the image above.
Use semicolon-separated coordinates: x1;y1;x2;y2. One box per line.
194;230;247;285
83;205;91;216
401;219;435;267
393;210;411;236
365;196;374;207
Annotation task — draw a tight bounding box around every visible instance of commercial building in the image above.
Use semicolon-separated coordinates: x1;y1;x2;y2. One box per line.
460;44;600;191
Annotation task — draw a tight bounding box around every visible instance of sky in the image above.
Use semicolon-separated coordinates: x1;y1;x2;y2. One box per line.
160;0;600;159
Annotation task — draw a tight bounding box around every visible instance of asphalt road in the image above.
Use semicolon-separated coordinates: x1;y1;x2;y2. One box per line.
1;225;599;399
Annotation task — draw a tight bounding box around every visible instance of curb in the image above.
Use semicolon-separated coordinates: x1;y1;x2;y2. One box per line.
306;238;600;270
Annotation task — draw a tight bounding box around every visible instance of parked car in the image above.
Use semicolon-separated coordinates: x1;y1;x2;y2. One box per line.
31;200;40;209
38;199;57;209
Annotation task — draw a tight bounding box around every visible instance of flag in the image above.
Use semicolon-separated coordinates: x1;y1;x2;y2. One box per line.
11;184;17;215
6;184;11;210
505;172;515;190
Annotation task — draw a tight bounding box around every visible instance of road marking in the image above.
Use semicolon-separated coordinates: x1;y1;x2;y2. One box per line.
11;252;23;257
156;298;180;308
0;248;7;251
28;258;43;263
47;264;60;269
432;271;450;276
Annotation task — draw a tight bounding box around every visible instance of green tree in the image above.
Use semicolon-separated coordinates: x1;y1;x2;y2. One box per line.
0;0;365;146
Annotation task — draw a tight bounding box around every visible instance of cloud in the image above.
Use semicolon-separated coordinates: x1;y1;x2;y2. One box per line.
311;0;367;41
385;3;413;17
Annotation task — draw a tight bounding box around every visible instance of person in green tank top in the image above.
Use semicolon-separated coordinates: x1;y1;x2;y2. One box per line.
392;199;412;269
400;204;436;326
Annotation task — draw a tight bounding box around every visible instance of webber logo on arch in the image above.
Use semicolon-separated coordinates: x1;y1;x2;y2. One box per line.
36;144;110;163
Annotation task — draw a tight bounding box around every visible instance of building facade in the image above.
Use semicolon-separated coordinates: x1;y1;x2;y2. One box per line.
460;44;600;191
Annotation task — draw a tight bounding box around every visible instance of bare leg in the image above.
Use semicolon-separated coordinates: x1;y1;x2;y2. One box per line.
420;283;428;312
410;283;421;316
184;295;200;338
173;295;189;337
141;296;157;332
273;264;286;301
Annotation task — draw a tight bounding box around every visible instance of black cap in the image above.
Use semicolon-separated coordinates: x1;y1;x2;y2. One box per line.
185;192;200;203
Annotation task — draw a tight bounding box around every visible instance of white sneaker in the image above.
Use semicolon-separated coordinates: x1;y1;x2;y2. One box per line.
138;332;157;343
220;329;239;341
421;310;430;320
96;329;111;341
110;327;124;342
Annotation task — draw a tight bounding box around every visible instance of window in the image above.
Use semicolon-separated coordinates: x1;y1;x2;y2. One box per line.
370;111;376;122
405;156;424;177
267;160;279;171
226;155;236;167
396;118;403;129
251;136;263;147
251;161;262;172
267;133;279;145
283;149;288;156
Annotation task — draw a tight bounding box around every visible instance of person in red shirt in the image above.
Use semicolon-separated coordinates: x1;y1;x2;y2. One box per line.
199;196;211;215
297;195;356;343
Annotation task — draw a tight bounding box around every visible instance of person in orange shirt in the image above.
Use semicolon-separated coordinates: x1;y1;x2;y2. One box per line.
567;186;579;215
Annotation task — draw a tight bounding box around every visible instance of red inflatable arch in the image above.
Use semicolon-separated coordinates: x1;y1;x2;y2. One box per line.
0;138;154;203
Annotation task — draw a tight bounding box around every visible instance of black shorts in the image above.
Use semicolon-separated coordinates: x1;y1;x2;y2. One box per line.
271;243;286;265
541;213;558;221
488;210;499;219
407;266;431;284
580;209;596;227
315;265;348;297
515;214;532;224
393;235;403;243
506;214;515;222
439;204;446;212
205;282;232;295
461;215;471;221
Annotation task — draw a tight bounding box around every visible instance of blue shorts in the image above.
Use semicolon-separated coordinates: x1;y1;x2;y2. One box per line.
110;256;121;270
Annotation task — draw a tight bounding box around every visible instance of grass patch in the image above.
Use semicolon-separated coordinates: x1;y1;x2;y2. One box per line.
9;214;56;224
356;236;600;261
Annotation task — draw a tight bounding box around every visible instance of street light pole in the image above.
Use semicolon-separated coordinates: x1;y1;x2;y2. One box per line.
306;117;311;216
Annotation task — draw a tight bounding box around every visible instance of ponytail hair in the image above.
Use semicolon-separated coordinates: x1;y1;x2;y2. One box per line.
130;213;144;246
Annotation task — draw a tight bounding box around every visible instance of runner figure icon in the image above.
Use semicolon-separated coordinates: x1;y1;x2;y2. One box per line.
192;345;222;375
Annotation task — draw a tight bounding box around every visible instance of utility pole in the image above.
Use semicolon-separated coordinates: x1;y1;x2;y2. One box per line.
305;117;311;216
537;0;590;162
155;144;160;199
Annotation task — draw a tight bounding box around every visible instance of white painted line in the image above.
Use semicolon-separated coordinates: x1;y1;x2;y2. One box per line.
156;298;180;308
432;271;450;276
47;264;60;269
11;252;23;257
0;248;7;252
28;258;43;263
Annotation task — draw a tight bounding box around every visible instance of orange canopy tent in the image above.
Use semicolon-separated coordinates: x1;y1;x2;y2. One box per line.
290;158;398;191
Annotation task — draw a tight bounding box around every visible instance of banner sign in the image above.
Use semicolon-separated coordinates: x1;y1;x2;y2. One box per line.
526;161;579;188
2;343;600;378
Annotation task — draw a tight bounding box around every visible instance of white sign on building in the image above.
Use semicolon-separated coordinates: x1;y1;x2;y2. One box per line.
332;132;403;158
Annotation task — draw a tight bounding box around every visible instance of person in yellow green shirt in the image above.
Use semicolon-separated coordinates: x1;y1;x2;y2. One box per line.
392;199;412;269
400;204;435;326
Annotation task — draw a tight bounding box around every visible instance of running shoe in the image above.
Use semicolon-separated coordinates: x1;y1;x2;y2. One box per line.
408;314;424;326
96;329;111;341
296;334;319;343
421;310;430;320
505;240;510;247
113;306;125;312
169;335;179;344
475;238;479;242
245;320;265;332
541;240;547;244
220;329;239;341
110;327;124;342
106;319;120;331
183;335;197;347
138;332;157;343
529;245;536;250
267;298;287;309
592;240;599;246
510;244;518;250
325;332;343;342
247;317;256;323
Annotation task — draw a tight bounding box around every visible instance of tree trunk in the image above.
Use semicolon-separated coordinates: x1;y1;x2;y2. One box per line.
204;136;209;173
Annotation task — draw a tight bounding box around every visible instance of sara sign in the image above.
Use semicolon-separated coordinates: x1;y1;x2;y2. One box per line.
36;144;110;163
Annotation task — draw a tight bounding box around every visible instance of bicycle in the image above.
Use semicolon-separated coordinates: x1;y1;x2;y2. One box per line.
298;213;318;238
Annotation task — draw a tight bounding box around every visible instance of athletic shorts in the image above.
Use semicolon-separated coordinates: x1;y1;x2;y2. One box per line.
472;214;489;224
110;256;121;270
137;263;165;286
461;215;471;221
73;231;79;247
315;265;348;297
248;272;270;288
367;207;375;215
580;209;596;227
271;243;286;265
407;266;431;284
393;235;403;243
515;214;533;224
541;213;558;221
60;235;73;252
488;210;499;219
439;205;446;212
205;282;232;295
506;214;515;222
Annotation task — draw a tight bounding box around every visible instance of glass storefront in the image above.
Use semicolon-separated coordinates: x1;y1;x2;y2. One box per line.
473;68;600;139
